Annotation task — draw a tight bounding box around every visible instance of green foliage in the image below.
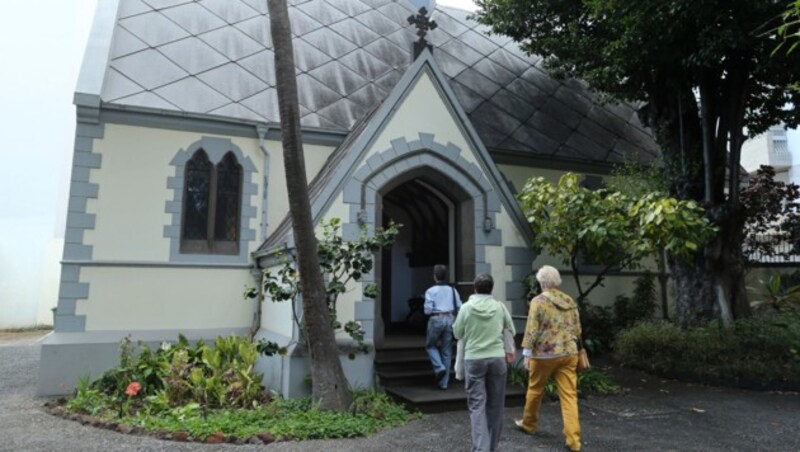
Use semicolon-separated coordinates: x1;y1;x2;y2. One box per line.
741;166;800;263
474;0;800;134
613;273;658;330
258;219;400;358
607;161;669;198
66;375;114;417
507;360;621;397
614;316;800;384
576;368;622;395
517;173;714;303
507;361;530;387
580;274;659;353
90;335;268;414
475;0;800;322
70;390;418;442
751;274;800;315
580;304;616;354
775;0;800;56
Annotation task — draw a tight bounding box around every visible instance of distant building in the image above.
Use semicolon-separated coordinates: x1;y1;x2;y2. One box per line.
741;124;797;184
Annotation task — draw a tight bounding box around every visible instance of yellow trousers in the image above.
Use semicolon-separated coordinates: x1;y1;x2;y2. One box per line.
519;355;581;451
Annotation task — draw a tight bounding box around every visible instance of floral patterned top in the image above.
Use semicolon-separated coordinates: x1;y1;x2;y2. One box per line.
521;288;582;358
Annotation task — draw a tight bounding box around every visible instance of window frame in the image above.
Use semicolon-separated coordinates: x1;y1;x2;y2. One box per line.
179;149;243;255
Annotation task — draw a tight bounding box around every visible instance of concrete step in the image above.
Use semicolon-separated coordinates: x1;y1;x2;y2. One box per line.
385;382;527;413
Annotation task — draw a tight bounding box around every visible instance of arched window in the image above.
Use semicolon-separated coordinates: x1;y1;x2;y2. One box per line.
180;149;242;254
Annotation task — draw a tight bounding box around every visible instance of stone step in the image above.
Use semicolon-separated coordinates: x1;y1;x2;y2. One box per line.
385;382;527;413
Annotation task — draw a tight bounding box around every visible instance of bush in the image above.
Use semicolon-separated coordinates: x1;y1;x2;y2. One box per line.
613;272;657;329
580;304;616;353
507;360;621;397
580;273;659;354
90;334;269;413
614;315;800;387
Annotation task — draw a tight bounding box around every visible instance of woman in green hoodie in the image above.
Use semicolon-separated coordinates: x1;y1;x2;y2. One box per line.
453;273;515;452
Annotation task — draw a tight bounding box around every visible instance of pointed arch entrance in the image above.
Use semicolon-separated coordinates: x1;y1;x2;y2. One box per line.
339;135;506;348
377;168;475;340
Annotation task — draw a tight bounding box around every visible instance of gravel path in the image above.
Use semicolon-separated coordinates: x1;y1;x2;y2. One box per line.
1;333;798;451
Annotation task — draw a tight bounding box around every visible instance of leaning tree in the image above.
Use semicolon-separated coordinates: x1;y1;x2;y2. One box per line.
267;0;352;411
476;0;800;323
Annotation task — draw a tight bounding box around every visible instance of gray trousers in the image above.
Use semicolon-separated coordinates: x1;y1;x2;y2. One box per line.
464;357;507;452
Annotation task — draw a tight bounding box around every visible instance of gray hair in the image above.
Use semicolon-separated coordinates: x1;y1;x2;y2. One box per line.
536;265;561;289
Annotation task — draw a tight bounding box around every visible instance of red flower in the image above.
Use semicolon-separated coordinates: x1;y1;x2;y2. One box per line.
125;381;141;397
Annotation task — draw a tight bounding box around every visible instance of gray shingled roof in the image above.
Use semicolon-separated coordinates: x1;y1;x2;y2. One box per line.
101;0;658;163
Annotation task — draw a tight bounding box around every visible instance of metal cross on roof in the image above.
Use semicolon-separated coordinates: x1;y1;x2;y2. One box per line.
408;7;437;59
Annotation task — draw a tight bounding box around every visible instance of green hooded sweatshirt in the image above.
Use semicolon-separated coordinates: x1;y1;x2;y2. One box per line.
452;294;515;360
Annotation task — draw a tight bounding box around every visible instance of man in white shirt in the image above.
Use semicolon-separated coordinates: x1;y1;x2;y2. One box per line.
424;264;462;389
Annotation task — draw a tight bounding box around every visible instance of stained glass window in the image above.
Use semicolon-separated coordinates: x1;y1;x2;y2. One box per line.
180;149;242;254
182;150;211;241
214;152;242;242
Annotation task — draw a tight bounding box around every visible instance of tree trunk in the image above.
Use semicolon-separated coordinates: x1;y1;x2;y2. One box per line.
267;0;353;411
641;86;752;326
669;254;716;325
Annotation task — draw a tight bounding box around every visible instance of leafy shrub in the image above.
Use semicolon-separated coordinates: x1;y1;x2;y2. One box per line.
750;274;800;315
577;368;622;395
613;272;657;329
66;375;114;416
580;304;616;353
90;334;268;413
614;315;800;385
105;391;419;441
507;359;621;397
580;274;659;354
507;360;529;387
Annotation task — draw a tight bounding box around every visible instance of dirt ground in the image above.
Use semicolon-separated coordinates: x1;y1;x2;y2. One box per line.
0;330;50;346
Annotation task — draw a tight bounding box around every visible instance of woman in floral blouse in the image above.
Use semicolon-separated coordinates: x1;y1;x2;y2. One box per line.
514;265;582;452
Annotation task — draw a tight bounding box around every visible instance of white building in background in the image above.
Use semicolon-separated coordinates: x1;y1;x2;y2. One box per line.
741;124;800;185
741;124;800;266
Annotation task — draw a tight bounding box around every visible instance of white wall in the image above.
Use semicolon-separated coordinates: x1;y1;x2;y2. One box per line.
0;219;62;328
0;0;98;329
787;128;800;185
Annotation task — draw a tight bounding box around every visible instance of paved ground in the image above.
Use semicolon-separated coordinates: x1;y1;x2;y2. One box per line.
1;332;799;451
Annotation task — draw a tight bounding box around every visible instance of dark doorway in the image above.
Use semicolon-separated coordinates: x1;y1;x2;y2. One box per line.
380;179;453;336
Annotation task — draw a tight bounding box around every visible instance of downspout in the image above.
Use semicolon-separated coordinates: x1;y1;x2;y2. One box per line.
250;124;273;338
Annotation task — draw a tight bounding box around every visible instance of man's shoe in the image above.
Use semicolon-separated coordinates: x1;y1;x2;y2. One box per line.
514;419;534;435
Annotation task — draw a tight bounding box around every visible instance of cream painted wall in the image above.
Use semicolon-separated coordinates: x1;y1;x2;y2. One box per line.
263;141;335;237
260;263;295;338
84;124;263;261
370;71;480;168
76;266;255;331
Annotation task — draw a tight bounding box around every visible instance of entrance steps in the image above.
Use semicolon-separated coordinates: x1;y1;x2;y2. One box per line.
375;334;526;413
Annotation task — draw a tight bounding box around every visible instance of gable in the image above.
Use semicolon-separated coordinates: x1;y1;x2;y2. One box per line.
257;50;532;256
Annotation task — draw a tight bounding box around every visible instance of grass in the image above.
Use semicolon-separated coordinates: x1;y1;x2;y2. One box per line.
0;324;53;333
64;390;422;442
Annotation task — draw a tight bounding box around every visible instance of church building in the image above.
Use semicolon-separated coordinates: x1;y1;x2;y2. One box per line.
39;0;658;396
